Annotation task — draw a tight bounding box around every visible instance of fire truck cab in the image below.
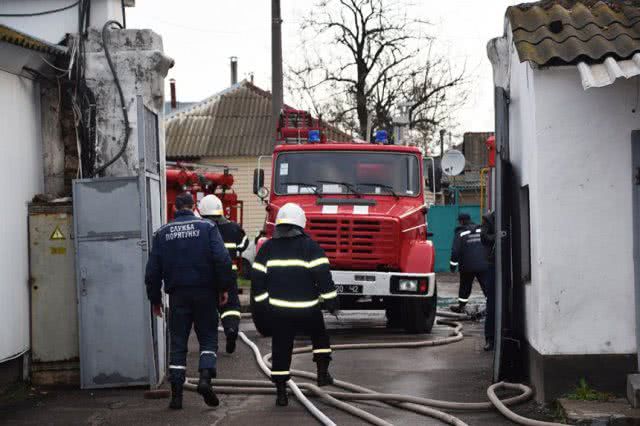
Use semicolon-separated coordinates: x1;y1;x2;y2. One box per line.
252;110;437;334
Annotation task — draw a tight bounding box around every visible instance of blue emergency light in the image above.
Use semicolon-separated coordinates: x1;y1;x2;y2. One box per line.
308;130;321;143
375;130;388;144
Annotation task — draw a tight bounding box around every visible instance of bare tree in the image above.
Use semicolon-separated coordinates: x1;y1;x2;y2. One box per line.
288;0;467;146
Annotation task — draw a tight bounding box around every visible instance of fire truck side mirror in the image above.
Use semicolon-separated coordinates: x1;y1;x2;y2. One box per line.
253;168;265;195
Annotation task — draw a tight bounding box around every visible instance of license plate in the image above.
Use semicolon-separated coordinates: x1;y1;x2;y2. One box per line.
335;284;363;294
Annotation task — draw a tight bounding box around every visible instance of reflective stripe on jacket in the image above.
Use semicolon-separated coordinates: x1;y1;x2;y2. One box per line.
450;223;489;273
251;233;337;309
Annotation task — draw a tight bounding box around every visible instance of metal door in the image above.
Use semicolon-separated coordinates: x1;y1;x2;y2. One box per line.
73;177;154;388
73;97;165;389
137;96;166;387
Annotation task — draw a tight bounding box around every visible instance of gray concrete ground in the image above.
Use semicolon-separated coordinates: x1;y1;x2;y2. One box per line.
0;275;556;425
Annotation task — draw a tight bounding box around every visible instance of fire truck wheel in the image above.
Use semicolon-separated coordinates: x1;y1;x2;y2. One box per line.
400;286;437;334
250;296;273;337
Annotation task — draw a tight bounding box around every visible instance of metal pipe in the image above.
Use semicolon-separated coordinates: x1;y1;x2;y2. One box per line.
230;57;238;85
493;88;508;383
271;0;283;134
480;167;490;215
169;78;176;110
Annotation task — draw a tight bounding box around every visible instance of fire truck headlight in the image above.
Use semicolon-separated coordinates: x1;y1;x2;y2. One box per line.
398;279;418;292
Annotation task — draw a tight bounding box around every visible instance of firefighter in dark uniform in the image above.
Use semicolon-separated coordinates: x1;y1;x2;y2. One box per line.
145;192;233;410
199;194;248;354
251;203;338;407
480;211;496;351
449;213;490;313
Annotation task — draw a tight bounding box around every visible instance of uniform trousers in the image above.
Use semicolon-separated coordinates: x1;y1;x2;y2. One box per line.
270;307;331;383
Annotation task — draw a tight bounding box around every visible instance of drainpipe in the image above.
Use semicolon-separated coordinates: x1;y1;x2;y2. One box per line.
169;78;177;110
271;0;283;133
493;87;509;383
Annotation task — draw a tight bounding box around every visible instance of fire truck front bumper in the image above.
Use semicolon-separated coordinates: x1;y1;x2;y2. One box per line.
330;271;436;298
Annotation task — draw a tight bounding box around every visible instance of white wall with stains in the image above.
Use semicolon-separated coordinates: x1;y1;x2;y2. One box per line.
0;69;44;362
509;38;639;355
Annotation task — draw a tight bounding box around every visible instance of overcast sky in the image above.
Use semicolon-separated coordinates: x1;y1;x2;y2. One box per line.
129;0;522;140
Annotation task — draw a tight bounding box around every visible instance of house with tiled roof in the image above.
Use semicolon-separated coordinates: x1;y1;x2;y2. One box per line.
489;0;640;403
165;80;352;238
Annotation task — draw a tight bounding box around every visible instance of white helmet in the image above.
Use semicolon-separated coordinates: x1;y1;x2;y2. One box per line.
275;203;306;229
199;194;224;216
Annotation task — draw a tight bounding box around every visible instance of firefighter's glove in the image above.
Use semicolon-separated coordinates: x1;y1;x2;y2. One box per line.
323;298;339;315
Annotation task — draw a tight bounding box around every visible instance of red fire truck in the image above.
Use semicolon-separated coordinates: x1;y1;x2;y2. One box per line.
252;109;436;334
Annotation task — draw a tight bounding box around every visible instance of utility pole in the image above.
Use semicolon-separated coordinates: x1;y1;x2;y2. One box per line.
439;129;446;158
271;0;283;135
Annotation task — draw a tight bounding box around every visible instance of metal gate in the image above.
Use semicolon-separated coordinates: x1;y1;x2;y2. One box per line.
427;204;482;272
73;97;165;389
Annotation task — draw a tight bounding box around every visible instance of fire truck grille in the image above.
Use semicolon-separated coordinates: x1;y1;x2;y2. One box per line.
307;217;399;269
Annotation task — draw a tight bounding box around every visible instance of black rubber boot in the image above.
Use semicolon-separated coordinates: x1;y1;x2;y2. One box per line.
275;381;288;406
484;338;494;352
450;303;467;314
316;358;334;387
169;382;183;410
226;333;237;354
197;369;219;407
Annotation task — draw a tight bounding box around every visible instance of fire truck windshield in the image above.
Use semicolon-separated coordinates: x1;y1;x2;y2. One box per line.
274;151;420;197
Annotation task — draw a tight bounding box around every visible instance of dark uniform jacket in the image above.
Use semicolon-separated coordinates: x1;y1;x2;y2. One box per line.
145;210;233;305
251;231;337;310
481;211;496;264
450;223;489;273
215;218;249;271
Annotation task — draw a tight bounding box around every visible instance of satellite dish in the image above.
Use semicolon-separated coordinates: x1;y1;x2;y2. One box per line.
441;149;466;176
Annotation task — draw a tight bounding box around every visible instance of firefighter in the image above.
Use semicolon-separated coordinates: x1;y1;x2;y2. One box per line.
251;203;338;407
199;194;248;354
480;211;496;351
145;192;233;410
449;213;490;315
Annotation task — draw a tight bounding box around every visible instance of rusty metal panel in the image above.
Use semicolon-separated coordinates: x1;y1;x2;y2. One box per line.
28;203;78;364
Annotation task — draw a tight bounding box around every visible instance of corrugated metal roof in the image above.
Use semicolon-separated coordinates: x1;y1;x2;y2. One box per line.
578;54;640;88
0;24;67;57
166;80;352;159
508;1;640;66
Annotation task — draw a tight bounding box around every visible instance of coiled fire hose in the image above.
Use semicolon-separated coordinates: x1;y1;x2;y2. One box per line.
183;313;563;426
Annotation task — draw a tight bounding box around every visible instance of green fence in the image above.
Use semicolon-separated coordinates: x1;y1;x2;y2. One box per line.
427;204;481;272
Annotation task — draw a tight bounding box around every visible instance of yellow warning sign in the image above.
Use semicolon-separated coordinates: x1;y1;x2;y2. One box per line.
50;226;65;241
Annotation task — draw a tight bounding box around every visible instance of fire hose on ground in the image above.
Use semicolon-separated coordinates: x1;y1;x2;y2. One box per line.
182;313;563;426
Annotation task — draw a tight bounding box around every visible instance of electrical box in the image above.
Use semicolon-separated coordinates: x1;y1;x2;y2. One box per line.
28;202;79;385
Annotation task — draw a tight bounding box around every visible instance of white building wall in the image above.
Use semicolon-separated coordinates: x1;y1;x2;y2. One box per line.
0;70;44;362
0;0;124;44
509;37;639;356
530;67;637;355
506;35;544;353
